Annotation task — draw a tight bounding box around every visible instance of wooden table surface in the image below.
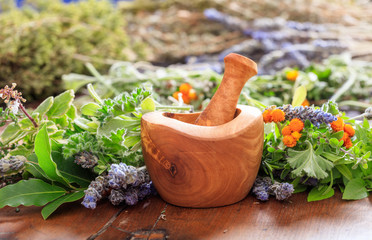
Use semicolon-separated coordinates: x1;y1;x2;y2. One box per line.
0;190;371;240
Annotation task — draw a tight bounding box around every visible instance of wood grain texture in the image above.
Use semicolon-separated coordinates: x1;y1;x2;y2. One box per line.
154;191;372;240
0;201;120;240
0;192;371;240
195;53;257;126
141;105;264;208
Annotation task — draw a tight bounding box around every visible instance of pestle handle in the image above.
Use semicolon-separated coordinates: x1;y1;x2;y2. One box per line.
195;53;257;126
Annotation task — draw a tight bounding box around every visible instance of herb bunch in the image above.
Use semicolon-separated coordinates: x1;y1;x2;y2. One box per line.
260;101;372;201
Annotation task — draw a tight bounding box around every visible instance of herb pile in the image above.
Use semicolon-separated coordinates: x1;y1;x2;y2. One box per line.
0;83;189;219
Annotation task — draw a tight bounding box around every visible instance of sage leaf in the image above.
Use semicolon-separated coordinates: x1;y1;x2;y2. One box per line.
287;140;334;179
81;102;101;116
140;97;156;113
291;85;307;107
343;178;368;200
0;179;66;208
34;96;54;118
41;191;85;220
47;90;75;118
307;185;335;202
0;123;21;145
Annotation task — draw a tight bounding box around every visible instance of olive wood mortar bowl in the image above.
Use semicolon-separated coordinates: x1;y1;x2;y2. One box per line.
141;105;264;208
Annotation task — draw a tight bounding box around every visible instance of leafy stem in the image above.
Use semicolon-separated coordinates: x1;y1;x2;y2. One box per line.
19;104;38;128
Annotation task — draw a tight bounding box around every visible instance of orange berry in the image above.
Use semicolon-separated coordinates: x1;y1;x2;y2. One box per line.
188;89;197;100
172;91;180;100
289;118;304;132
331;118;344;132
262;109;273;123
344;124;355;137
271;109;285;123
179;83;192;95
302;99;310;107
282;126;292;136
291;131;302;141
283;135;297;147
286;70;299;81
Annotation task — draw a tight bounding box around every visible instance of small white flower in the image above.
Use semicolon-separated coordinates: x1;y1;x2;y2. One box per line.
11;100;20;115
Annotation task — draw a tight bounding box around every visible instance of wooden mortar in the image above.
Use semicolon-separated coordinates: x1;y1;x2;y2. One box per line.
141;53;263;207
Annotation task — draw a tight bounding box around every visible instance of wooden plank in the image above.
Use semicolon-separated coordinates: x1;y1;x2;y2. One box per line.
0;201;121;240
1;191;371;239
154;190;372;240
107;196;167;237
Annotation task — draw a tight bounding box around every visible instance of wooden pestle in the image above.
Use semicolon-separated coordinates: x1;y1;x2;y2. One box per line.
195;53;258;126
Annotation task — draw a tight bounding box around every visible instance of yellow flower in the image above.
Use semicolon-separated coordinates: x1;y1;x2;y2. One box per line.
271;109;285;123
331;118;344;132
286;70;299;81
283;135;297;147
282;126;292;136
262;109;273;123
344;124;355;137
289;118;304;132
291;131;302;141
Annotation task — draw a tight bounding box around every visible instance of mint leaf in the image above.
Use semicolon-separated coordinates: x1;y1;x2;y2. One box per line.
47;90;75;118
342;178;368;200
307;185;335;202
41;191;85;220
287;140;334;179
0;179;66;208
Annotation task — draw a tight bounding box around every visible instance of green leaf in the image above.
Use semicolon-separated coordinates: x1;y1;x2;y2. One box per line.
321;152;344;162
98;117;139;137
124;136;141;148
25;154;51;181
34;96;54;118
51;151;94;187
292;85;307;107
0;123;22;145
329;138;340;149
307;185;335;202
335;165;353;181
41;191;85;220
47;90;75;118
66;104;77;120
0;179;66;208
362;118;370;129
330;131;344;140
74;118;96;132
18;118;34;131
140;97;156;113
287;141;334;179
342;178;368;200
81;102;101;116
34;125;71;187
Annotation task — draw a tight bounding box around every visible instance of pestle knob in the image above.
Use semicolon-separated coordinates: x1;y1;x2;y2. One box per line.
195;53;257;126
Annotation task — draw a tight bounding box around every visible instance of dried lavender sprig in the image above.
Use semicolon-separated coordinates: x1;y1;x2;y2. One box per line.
107;162;139;189
252;176;294;201
0;156;26;176
74;151;98;169
81;176;108;209
269;182;294;201
278;105;337;127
